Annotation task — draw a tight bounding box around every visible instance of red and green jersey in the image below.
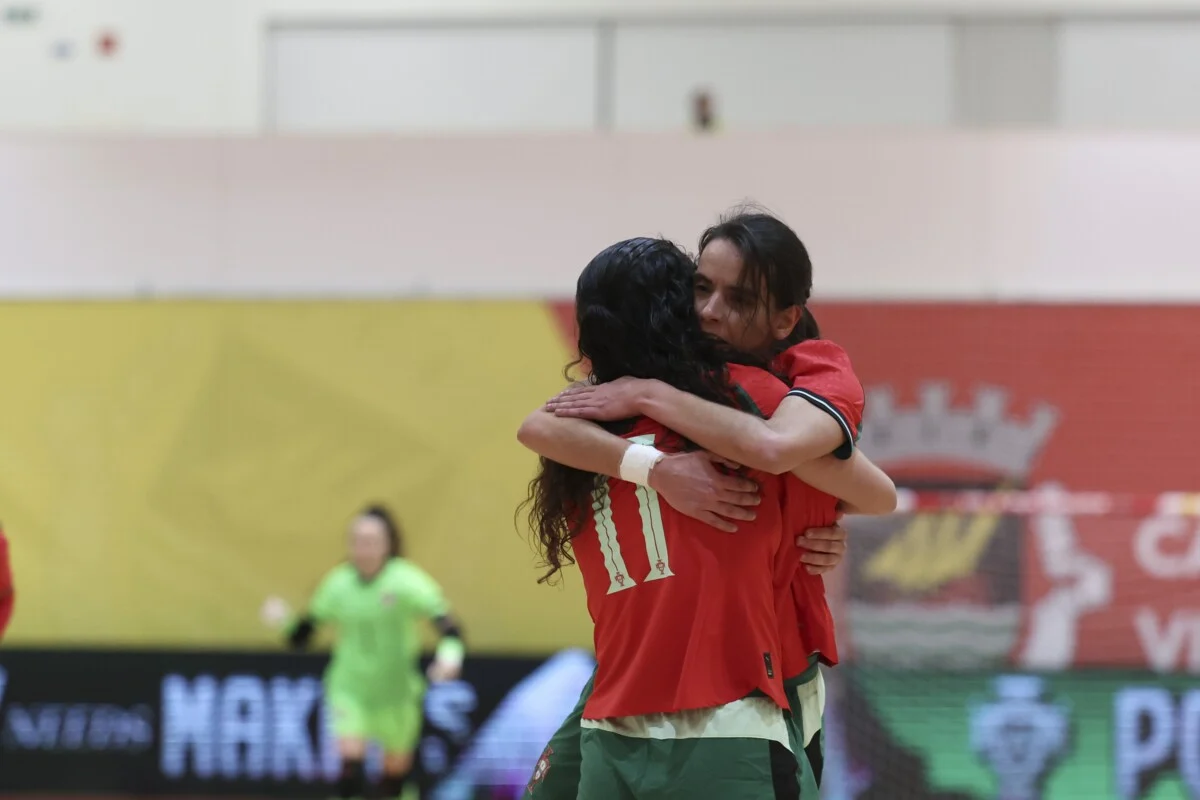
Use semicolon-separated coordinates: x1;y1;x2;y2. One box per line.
774;339;866;669
575;364;791;720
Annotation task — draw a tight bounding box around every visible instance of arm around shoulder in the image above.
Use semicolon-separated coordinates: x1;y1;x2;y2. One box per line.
517;408;630;479
791;450;897;515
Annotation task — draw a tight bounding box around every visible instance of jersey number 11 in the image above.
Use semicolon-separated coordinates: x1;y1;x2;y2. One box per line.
592;435;676;595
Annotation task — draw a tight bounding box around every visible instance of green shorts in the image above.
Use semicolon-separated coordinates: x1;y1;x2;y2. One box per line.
326;689;423;753
523;666;825;798
784;659;826;795
524;670;593;799
577;696;800;800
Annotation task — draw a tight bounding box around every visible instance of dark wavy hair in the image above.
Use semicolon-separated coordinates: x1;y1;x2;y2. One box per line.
699;206;820;350
523;237;759;584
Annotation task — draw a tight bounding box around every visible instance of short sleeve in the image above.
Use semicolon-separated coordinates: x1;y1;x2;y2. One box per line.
396;563;452;620
776;340;864;460
307;568;344;622
726;364;790;418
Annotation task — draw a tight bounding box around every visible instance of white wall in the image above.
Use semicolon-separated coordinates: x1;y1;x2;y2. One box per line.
1059;21;1200;127
0;0;240;132
609;23;954;130
7;0;1200;133
2;133;1197;300
268;21;957;133
269;25;602;132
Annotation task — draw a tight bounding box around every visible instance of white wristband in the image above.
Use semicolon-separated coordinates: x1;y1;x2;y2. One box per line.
435;637;465;670
619;443;665;487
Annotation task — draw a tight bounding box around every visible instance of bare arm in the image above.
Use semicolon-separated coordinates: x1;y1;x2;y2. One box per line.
516;407;762;532
638;385;842;474
548;378;844;475
543;375;842;475
792;453;895;575
790;450;897;515
517;409;628;478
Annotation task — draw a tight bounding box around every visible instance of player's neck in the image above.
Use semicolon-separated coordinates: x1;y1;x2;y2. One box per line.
355;563;386;583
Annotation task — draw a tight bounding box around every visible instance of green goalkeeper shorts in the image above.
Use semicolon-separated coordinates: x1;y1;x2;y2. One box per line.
327;688;423;753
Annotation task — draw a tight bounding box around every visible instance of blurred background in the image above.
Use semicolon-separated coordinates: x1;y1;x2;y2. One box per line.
2;0;1200;798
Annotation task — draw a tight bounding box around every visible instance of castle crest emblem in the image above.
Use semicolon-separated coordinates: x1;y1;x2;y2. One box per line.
847;383;1058;669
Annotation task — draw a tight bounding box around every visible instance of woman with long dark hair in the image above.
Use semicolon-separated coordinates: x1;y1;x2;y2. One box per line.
522;236;890;799
520;210;895;799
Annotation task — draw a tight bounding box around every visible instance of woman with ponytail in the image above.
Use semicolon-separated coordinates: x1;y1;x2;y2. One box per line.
261;505;464;800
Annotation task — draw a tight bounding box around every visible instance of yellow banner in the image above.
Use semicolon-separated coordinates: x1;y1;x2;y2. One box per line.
0;301;591;652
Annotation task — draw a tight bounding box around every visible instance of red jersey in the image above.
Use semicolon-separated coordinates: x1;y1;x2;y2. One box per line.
575;365;791;719
774;340;863;460
0;530;13;641
773;340;865;670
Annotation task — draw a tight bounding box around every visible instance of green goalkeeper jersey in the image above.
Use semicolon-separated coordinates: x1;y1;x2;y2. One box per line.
309;557;450;701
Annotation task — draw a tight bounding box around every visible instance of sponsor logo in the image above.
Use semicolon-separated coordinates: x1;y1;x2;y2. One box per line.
970;675;1071;800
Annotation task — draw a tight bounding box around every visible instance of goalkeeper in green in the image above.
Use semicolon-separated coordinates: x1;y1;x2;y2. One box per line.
262;505;465;800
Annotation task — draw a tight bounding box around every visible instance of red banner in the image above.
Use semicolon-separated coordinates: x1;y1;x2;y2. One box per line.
813;303;1200;492
818;303;1200;673
549;301;1200;671
1020;513;1200;672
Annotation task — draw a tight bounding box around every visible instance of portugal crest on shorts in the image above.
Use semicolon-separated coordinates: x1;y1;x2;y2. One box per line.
847;383;1058;670
526;745;553;793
